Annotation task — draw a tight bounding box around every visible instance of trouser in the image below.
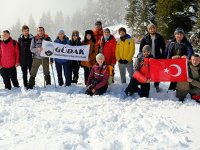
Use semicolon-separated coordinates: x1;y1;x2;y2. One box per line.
21;63;32;87
55;61;72;86
83;66;91;85
85;85;108;96
169;82;177;91
154;82;160;87
71;60;80;83
118;61;134;84
176;88;200;100
28;58;51;88
0;66;19;90
125;77;150;97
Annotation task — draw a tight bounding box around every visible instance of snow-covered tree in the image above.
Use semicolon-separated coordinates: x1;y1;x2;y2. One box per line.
10;18;21;39
28;14;37;35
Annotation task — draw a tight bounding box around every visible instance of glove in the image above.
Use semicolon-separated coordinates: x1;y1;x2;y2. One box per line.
124;60;128;64
118;59;124;64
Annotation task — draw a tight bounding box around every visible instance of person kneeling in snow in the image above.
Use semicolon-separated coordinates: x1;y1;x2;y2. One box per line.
124;45;153;98
176;54;200;103
85;53;109;96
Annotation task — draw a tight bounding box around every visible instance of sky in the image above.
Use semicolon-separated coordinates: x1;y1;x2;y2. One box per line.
0;0;88;30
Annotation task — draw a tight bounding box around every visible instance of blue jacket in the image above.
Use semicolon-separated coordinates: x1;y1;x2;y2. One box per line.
54;36;70;63
164;37;194;58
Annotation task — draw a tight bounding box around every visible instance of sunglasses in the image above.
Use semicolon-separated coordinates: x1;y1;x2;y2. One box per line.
95;24;101;26
73;34;78;37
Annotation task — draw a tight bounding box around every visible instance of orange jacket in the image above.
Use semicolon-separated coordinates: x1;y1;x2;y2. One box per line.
93;28;103;44
81;40;99;68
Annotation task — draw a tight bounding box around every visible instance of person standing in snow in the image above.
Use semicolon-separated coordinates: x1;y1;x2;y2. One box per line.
0;30;20;90
99;28;116;84
54;29;71;86
27;27;52;89
165;27;194;91
69;30;82;84
176;54;200;103
93;21;103;45
18;25;33;88
85;53;109;96
124;45;153;98
81;30;99;85
116;27;135;84
139;23;166;92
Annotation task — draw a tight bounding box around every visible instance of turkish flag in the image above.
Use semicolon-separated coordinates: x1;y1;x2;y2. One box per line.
150;58;188;82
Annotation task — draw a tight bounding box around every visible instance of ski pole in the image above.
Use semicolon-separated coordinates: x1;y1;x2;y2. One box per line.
51;63;57;88
42;59;46;88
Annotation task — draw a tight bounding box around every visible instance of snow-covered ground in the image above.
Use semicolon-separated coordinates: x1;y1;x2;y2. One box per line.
0;45;200;150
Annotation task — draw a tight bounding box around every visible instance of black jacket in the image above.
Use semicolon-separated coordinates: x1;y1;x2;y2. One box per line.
18;34;33;67
139;33;166;58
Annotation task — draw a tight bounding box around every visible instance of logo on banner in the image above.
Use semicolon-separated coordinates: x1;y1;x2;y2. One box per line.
44;43;54;56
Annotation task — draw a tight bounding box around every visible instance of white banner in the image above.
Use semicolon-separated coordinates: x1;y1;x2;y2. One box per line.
40;40;90;61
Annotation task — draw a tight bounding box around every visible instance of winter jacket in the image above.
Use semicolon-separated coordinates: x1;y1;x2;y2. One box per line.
139;33;166;58
164;37;194;58
93;27;103;44
18;34;33;67
99;35;116;65
54;36;69;63
30;34;52;59
81;40;99;68
133;53;153;83
69;39;82;46
176;62;200;91
87;63;109;90
116;34;135;62
0;38;20;68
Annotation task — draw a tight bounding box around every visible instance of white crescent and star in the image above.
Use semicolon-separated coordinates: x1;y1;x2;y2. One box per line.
164;64;182;77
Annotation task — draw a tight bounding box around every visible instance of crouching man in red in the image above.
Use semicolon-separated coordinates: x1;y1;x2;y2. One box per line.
0;30;20;90
176;54;200;103
85;53;109;96
124;45;152;97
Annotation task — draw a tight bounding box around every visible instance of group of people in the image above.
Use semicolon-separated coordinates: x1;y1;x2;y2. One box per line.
0;21;200;103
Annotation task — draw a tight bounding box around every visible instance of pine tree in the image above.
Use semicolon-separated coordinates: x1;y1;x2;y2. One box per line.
125;0;157;35
10;18;21;40
39;11;54;38
28;14;37;35
156;0;198;39
54;11;65;36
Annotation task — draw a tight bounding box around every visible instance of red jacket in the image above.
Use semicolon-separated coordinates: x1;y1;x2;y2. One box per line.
100;35;117;65
0;38;20;68
133;55;152;83
87;64;109;90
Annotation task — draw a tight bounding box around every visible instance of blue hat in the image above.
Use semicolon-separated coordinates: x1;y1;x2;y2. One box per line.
58;29;65;35
174;27;184;35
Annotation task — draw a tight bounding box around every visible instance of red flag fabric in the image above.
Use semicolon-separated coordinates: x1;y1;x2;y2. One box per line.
150;58;188;82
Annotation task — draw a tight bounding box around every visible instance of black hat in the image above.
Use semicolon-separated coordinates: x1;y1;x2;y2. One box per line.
95;21;102;26
103;28;110;33
85;30;94;35
118;27;126;33
174;27;184;35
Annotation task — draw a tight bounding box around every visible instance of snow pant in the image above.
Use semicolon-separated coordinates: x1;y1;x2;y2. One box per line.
169;82;177;91
83;66;91;85
71;60;80;84
0;66;19;90
176;88;200;100
21;63;32;87
85;85;108;96
28;58;51;88
118;61;134;84
55;61;72;86
125;77;150;97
